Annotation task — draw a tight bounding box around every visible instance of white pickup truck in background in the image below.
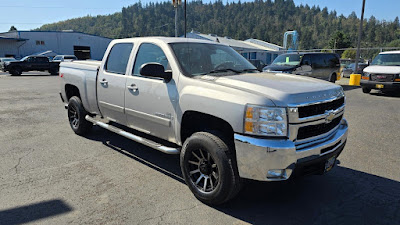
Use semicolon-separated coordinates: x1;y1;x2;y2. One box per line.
60;37;348;205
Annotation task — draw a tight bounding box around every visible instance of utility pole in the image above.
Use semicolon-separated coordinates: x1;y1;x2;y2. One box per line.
184;0;187;37
355;0;366;73
172;0;182;37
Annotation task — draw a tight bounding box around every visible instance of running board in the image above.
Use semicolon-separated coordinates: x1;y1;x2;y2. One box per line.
85;115;180;155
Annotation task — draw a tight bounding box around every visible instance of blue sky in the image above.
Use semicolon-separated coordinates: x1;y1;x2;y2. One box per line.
0;0;399;32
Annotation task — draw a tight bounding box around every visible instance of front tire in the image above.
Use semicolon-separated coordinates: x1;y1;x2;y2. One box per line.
67;96;93;135
180;132;241;205
362;87;371;93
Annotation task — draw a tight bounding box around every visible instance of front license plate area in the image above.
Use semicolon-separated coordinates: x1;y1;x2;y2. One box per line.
376;84;384;89
324;156;336;172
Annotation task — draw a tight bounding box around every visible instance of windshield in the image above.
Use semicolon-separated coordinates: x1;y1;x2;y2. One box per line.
20;56;29;61
371;53;400;66
170;43;257;76
271;54;302;66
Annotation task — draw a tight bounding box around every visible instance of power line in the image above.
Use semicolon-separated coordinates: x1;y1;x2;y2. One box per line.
0;6;121;10
0;23;45;24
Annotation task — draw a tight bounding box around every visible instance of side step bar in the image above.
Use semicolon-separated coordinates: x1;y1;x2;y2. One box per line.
85;115;180;155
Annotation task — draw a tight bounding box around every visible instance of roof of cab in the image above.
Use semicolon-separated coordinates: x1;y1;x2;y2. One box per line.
380;50;400;54
111;36;225;45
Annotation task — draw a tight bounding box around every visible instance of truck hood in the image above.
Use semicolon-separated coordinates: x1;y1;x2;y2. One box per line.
212;72;344;106
363;65;400;74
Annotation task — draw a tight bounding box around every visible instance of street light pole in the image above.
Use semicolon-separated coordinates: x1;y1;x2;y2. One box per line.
184;0;187;37
355;0;366;73
175;6;178;37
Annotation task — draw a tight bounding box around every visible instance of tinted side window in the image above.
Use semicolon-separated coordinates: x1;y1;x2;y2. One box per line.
302;54;312;65
310;54;326;68
105;43;133;75
38;57;48;62
323;54;337;68
133;43;169;76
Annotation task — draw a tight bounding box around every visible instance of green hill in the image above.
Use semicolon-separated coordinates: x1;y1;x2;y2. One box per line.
37;0;400;49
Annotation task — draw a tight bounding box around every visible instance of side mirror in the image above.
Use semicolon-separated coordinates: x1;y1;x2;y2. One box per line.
303;60;311;66
140;63;172;82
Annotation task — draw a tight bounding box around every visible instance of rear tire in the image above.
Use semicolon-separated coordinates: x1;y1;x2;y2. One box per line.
67;96;93;135
180;132;241;205
329;73;337;83
49;69;58;75
362;87;371;93
10;67;22;76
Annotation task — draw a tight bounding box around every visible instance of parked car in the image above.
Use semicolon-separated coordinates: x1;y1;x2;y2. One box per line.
52;55;78;62
0;57;16;71
60;37;348;205
361;51;400;93
3;55;60;76
263;52;341;82
341;63;369;78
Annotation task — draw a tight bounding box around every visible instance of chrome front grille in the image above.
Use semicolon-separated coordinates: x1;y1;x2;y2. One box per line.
297;115;343;140
371;74;395;82
298;97;345;118
287;96;345;145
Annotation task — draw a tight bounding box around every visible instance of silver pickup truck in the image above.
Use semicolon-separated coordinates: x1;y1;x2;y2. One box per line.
60;37;348;205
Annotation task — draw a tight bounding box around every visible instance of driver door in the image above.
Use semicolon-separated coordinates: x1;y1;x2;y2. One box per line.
124;43;178;143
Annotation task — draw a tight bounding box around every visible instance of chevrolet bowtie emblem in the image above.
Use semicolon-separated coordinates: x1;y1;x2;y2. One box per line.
325;110;336;123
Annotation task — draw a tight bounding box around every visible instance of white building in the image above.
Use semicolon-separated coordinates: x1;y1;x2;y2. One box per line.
185;31;284;65
0;30;112;60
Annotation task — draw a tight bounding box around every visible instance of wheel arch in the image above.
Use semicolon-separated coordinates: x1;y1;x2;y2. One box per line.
180;110;235;150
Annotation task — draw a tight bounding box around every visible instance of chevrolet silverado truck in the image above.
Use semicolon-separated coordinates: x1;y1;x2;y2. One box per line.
4;55;60;76
59;37;348;205
361;51;400;93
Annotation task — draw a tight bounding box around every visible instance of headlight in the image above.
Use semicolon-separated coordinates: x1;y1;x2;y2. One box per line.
244;105;288;137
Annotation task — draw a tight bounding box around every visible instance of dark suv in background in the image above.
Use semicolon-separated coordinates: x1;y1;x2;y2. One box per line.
263;52;341;83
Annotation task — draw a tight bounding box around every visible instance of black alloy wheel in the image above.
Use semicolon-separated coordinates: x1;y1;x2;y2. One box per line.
67;96;92;135
180;132;241;205
187;148;220;193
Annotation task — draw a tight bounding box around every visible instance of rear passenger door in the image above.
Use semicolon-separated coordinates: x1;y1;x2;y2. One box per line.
97;43;133;124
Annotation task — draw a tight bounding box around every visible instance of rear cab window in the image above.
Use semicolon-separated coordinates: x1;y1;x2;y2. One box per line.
105;43;134;75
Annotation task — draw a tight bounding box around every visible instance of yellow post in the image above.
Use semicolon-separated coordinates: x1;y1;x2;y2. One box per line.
349;74;361;86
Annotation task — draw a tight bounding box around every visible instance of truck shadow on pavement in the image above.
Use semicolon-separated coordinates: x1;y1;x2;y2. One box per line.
0;199;73;225
340;84;360;91
85;127;400;225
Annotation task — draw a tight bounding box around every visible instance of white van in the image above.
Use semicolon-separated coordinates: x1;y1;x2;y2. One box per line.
361;51;400;93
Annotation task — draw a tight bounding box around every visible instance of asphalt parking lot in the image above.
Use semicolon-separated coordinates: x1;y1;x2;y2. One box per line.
0;72;399;225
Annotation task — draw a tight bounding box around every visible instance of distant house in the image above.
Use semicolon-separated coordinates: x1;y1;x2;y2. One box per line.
185;30;284;65
0;30;112;60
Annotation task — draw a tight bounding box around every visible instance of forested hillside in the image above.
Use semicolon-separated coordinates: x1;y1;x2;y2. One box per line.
37;0;400;49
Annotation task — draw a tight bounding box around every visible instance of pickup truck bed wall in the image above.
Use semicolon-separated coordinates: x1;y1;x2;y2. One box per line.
61;61;101;114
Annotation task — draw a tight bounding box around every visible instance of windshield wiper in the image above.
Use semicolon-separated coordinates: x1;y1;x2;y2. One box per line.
200;68;241;75
240;68;259;73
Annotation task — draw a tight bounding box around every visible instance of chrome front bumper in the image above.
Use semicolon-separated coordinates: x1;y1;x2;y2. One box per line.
234;118;348;181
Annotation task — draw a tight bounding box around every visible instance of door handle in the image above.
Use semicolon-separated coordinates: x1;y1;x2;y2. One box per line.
100;79;108;85
127;84;138;92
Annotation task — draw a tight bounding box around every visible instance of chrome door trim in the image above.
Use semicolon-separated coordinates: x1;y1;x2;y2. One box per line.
125;108;171;127
98;101;124;113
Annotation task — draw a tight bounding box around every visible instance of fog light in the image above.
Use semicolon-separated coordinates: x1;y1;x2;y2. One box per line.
267;169;287;179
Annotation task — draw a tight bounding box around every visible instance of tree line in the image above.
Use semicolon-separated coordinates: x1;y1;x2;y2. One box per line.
37;0;400;50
